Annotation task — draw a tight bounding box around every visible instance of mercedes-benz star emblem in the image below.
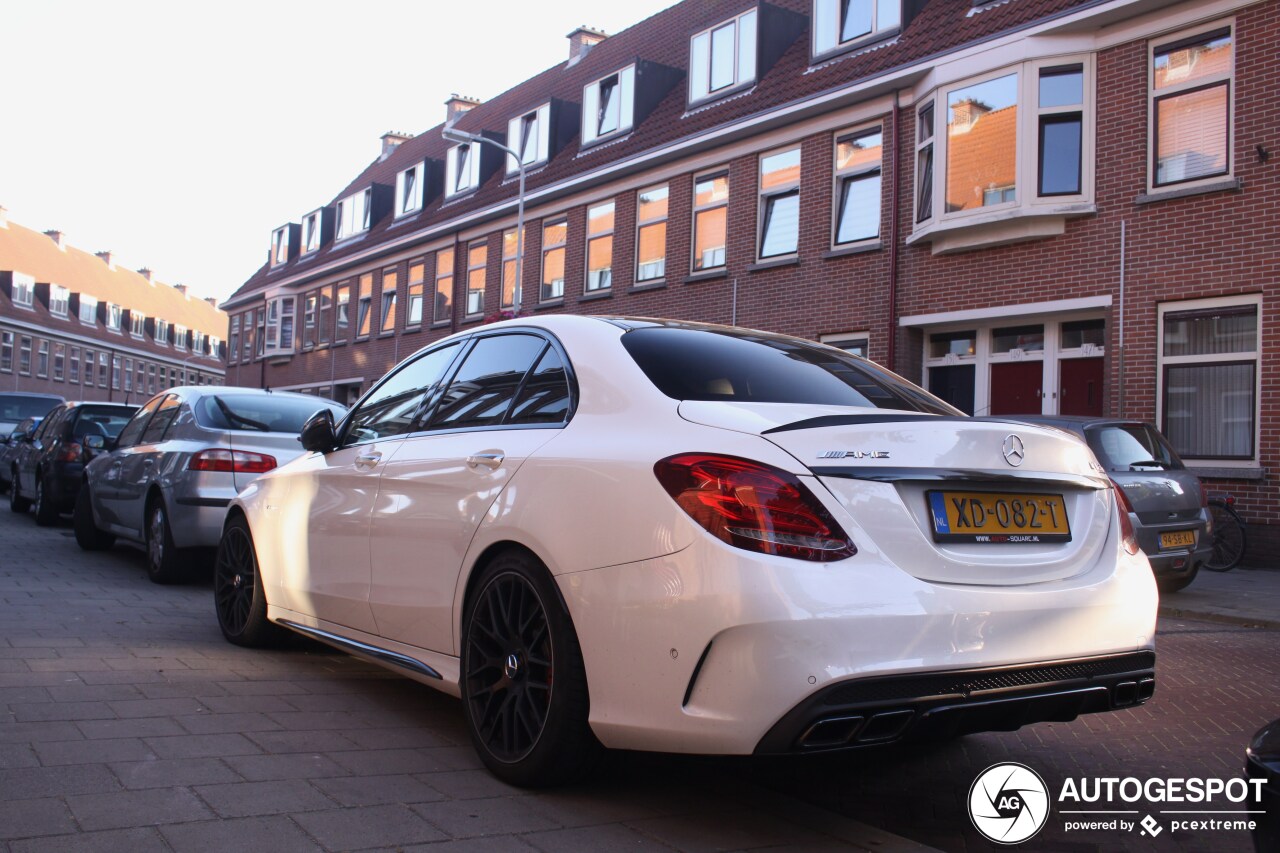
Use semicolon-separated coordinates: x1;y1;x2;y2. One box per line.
1002;434;1026;467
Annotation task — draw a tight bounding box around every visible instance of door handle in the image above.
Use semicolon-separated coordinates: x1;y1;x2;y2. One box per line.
354;451;383;470
466;452;504;470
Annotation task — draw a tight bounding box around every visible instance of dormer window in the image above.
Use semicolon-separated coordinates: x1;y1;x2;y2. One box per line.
690;9;757;103
49;285;69;317
335;188;372;241
155;319;170;346
106;303;122;331
506;105;551;173
270;226;290;266
130;311;146;337
192;330;205;355
395;162;425;217
10;273;34;307
78;294;98;324
446;143;482;197
302;209;322;254
812;0;901;59
583;66;636;146
174;325;187;351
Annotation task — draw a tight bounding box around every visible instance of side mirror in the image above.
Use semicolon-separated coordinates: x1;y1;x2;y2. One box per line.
299;409;338;453
83;434;106;451
7;431;20;444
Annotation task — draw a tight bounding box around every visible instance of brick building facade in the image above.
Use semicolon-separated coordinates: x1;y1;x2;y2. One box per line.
223;0;1279;558
1;211;228;403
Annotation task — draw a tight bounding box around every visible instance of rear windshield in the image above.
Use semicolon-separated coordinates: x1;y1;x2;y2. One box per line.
194;395;345;434
71;407;135;440
0;395;62;422
621;327;960;415
1085;424;1184;472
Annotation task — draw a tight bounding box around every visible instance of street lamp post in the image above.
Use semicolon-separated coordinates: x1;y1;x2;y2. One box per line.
441;127;526;314
181;353;203;386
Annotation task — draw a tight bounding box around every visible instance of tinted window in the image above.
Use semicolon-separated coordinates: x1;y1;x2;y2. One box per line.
195;395;345;434
141;395;181;444
429;334;546;430
35;408;65;441
71;407;136;440
0;394;63;422
508;347;572;425
622;327;960;414
1086;424;1183;472
346;343;461;444
115;397;163;449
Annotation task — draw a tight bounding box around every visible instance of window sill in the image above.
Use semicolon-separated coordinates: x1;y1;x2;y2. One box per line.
461;314;485;326
809;27;900;68
1185;464;1265;481
630;280;666;293
684;269;728;284
578;130;633;155
823;241;881;259
332;340;347;348
431;320;452;330
747;256;799;273
534;299;565;312
686;82;756;115
377;331;396;339
1135;177;1241;205
907;203;1096;255
578;290;612;303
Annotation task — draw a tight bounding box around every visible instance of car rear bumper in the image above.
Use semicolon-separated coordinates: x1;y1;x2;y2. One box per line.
168;492;235;548
558;531;1158;756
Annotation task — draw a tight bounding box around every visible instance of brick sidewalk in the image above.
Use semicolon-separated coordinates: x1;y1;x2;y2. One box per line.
1160;565;1280;629
0;507;927;852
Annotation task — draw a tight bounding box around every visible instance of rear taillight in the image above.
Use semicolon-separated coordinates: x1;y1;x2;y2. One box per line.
655;453;855;562
57;442;83;463
1109;479;1140;556
188;448;277;474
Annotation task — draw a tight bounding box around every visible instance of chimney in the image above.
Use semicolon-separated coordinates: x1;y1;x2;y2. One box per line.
445;94;482;126
204;297;218;307
138;267;153;283
567;26;608;64
0;206;7;229
44;229;67;250
174;283;188;296
380;130;413;161
950;98;991;131
96;250;115;269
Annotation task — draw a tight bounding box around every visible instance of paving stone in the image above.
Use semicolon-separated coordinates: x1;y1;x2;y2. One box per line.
311;773;448;807
194;779;338;818
66;787;215;831
109;757;243;789
246;729;362;754
410;797;562;839
8;827;171;853
142;731;262;759
0;743;40;769
9;700;116;722
625;809;830;853
0;764;122;800
400;837;541;853
330;747;451;777
160;817;323;853
523;823;681;853
76;717;186;739
107;697;210;718
33;737;157;766
0;720;84;744
222;752;352;782
412;769;523;801
0;797;78;841
293;804;447;850
44;683;145;702
173;711;284;734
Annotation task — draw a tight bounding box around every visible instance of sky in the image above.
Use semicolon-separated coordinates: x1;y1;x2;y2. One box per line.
0;0;677;307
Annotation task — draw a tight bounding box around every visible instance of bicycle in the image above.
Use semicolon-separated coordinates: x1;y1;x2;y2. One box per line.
1204;493;1247;572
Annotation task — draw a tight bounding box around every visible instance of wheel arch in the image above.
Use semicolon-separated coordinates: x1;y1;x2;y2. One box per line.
455;540;568;653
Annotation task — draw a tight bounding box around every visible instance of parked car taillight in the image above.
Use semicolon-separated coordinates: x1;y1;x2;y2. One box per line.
654;453;855;562
1110;479;1141;556
189;449;277;474
57;442;83;463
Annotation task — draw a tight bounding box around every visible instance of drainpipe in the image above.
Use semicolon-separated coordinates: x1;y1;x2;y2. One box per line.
886;92;901;372
1117;220;1126;418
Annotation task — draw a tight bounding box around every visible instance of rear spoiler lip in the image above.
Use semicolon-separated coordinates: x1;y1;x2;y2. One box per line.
762;413;1064;435
809;466;1110;491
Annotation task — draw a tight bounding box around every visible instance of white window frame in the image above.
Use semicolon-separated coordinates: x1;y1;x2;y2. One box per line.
757;145;802;261
832;124;883;247
130;311;146;338
174;325;187;351
335;188;373;241
36;340;49;378
265;295;296;355
302;209;323;254
585;201;615;292
18;336;32;375
155;319;170;347
446;143;483;198
1147;20;1234;193
270;225;290;266
395;162;425;217
582;66;636;146
540;218;567;302
192;330;205;355
812;0;901;60
820;331;870;358
11;272;35;308
636;184;669;283
53;342;65;381
1156;293;1260;466
106;303;123;332
692;170;730;272
0;331;11;373
78;294;97;325
506;104;551;174
465;242;486;316
689;9;758;104
49;284;69;317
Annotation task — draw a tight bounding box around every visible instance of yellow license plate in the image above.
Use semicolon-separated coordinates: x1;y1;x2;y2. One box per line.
927;491;1071;543
1159;530;1196;550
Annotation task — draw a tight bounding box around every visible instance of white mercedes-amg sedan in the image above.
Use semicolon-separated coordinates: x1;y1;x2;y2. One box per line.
215;316;1158;786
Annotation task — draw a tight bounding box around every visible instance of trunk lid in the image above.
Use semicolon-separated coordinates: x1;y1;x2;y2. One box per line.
227;431;308;492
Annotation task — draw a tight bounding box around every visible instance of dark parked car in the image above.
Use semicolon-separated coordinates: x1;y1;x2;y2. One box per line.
0;416;43;492
0;392;63;437
1246;718;1279;852
1013;416;1210;592
9;402;137;525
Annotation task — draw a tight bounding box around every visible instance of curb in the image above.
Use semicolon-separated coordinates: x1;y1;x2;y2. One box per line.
1158;605;1280;631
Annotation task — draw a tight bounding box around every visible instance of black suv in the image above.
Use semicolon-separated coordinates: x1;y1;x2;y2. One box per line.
9;402;137;525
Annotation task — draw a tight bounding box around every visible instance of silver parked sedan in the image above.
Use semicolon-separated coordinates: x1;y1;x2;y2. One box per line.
74;386;346;583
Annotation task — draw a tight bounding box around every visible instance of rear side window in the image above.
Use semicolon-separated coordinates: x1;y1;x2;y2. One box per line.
71;407;135;440
1086;424;1184;472
621;327;959;414
345;343;461;444
429;334;547;430
508;347;571;425
196;395;345;435
140;395;181;444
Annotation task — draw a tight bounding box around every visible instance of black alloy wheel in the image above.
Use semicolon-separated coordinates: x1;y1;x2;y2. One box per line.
461;551;601;787
213;516;278;647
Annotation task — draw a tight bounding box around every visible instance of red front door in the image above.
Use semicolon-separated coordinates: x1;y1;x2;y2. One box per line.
1060;357;1104;416
989;361;1043;415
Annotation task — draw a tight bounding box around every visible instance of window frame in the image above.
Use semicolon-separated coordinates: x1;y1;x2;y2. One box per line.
0;331;11;373
380;266;398;334
53;342;65;381
540;218;567;303
1147;21;1234;192
435;248;456;323
335;188;373;242
10;273;34;308
270;225;290;266
585;200;615;292
691;170;730;272
395;161;426;218
36;340;49;378
465;241;487;317
635;184;669;283
447;143;483;198
407;259;426;328
355;273;374;339
501;228;523;309
302;209;323;254
264;295;296;356
757;145;802;260
130;311;146;338
811;0;903;61
832;123;883;247
506;104;551;174
106;303;123;332
582;66;637;147
688;8;758;105
78;294;98;325
335;285;351;342
49;284;69;317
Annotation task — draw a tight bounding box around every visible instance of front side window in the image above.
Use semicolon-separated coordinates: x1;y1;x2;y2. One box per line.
79;295;98;324
466;242;487;316
11;273;34;307
834;127;882;244
1159;298;1257;460
407;261;425;327
636;185;668;282
381;268;398;333
586;201;614;292
345;343;462;444
430;334;548;430
356;273;374;338
946;73;1018;213
583;67;636;145
435;248;455;323
693;172;729;271
541;220;566;301
758;148;801;258
690;9;757;103
396;162;425;217
813;0;901;58
507;105;550;173
1151;27;1232;188
49;285;69;317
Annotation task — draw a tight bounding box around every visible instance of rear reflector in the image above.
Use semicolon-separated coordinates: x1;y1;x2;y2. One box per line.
189;448;277;474
655;453;855;562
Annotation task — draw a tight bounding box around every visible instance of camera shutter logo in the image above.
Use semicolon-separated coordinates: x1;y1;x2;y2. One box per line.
968;762;1050;844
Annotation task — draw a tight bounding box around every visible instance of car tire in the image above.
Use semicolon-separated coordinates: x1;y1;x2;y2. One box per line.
460;549;602;788
9;468;31;513
33;474;59;526
213;515;281;647
1157;563;1200;594
145;498;185;585
73;484;115;551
